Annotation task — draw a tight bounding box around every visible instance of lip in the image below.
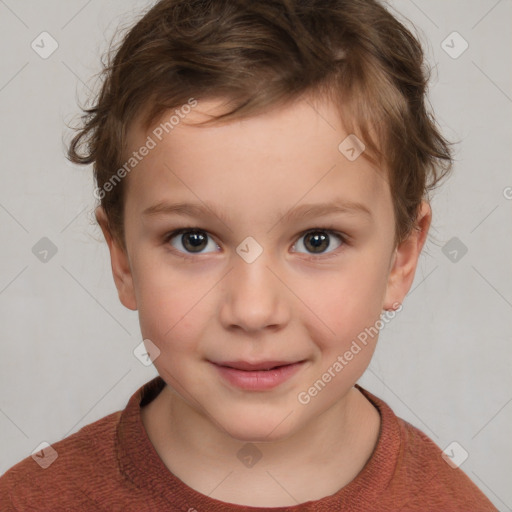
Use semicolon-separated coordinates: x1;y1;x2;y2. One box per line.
210;360;306;391
214;360;301;371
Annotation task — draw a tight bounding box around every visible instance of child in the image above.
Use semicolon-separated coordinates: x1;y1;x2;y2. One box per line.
0;0;498;510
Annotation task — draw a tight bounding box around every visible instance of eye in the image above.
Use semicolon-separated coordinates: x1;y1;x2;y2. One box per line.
163;227;347;260
164;228;219;256
292;228;345;258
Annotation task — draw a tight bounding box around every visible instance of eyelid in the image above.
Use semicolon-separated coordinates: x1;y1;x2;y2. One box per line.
163;227;221;258
292;228;348;261
295;226;349;243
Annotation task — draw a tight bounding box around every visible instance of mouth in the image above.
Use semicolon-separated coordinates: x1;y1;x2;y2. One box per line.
209;359;307;390
213;360;304;371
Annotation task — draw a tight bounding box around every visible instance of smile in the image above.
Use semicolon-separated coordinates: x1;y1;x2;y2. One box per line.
210;360;306;391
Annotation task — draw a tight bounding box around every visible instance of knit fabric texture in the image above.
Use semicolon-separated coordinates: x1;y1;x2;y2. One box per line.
0;376;497;511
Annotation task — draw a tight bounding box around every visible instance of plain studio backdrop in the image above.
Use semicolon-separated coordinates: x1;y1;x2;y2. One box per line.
0;1;511;510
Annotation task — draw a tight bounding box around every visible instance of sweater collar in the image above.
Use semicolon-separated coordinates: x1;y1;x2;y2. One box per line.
116;375;401;510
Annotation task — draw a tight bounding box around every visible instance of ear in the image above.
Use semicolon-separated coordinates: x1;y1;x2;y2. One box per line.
383;201;432;311
95;206;137;311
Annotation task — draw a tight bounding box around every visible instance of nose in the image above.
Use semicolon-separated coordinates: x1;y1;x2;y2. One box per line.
218;252;290;334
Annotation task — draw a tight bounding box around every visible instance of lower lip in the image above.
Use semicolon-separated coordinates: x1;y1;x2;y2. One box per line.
212;361;305;390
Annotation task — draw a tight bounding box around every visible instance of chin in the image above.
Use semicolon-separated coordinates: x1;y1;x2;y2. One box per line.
217;415;298;444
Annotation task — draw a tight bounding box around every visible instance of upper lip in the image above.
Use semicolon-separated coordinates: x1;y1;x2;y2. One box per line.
211;360;304;371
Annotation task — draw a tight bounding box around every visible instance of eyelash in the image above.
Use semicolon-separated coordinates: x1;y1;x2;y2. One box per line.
162;226;349;262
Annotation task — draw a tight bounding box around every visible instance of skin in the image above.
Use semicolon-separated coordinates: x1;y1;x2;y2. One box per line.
96;94;431;507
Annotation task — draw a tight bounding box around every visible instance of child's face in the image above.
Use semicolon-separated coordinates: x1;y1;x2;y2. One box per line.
99;95;429;441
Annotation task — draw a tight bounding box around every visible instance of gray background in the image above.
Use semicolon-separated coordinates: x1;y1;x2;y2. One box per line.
0;0;511;509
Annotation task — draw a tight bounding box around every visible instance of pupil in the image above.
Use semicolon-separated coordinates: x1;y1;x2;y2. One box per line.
306;231;329;253
183;231;206;252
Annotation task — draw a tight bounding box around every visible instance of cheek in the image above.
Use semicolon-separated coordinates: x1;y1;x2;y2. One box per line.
293;264;389;389
303;256;389;337
131;258;207;348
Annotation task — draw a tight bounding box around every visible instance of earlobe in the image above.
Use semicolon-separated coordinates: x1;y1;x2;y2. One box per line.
383;201;432;311
95;206;138;311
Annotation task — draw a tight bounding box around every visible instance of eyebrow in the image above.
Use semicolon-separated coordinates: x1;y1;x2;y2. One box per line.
142;198;373;225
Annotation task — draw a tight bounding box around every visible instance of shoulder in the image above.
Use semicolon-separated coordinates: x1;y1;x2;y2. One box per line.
355;385;497;511
388;417;497;511
0;410;124;511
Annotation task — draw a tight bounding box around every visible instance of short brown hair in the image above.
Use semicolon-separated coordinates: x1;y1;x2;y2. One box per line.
67;0;455;251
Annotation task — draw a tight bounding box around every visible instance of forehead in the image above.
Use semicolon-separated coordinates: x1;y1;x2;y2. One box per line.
123;96;391;224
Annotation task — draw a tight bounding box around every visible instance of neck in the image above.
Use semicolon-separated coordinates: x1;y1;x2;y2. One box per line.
141;384;380;507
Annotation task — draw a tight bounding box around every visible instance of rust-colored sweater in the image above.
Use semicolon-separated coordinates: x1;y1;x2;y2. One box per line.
0;376;497;511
